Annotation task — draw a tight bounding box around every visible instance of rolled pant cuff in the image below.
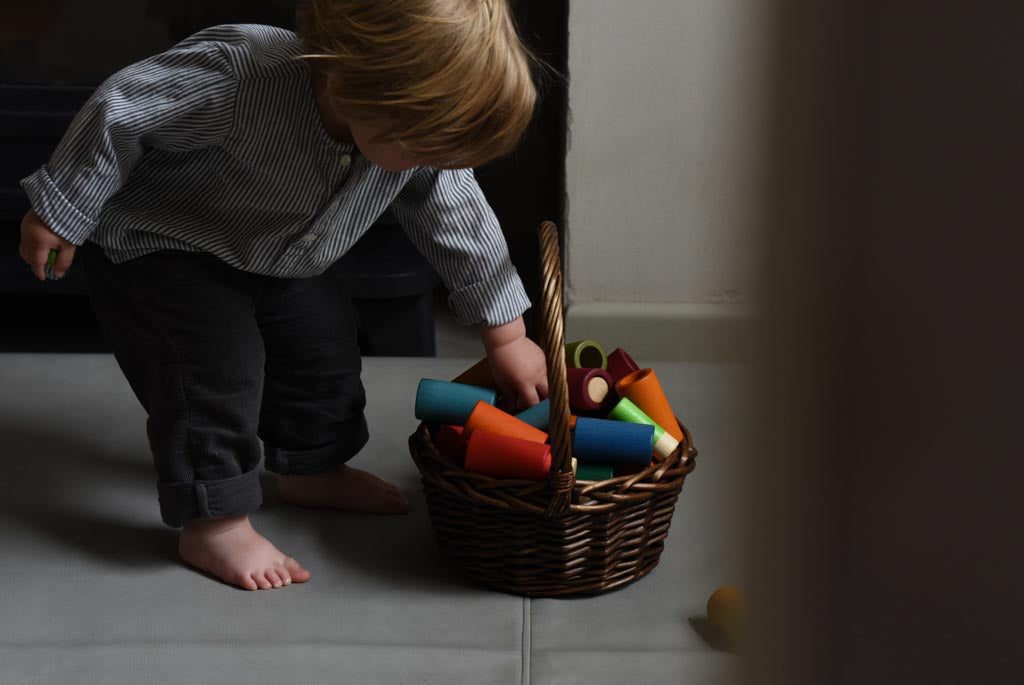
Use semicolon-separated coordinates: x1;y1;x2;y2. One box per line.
263;420;369;476
157;467;263;528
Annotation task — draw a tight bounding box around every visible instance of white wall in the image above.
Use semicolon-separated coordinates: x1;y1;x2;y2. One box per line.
565;0;767;306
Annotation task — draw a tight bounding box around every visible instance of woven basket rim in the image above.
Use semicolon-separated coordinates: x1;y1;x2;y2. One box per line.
409;419;696;516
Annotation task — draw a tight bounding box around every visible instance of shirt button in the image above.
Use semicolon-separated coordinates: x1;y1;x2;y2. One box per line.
339;154;352;167
302;234;318;244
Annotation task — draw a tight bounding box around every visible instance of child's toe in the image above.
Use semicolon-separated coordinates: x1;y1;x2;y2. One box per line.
266;568;284;588
253;571;274;590
284;557;311;582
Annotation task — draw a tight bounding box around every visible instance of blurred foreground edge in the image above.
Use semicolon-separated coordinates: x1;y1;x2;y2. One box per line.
744;3;1024;684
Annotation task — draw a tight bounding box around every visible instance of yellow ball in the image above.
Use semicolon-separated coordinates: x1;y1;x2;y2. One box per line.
706;585;743;643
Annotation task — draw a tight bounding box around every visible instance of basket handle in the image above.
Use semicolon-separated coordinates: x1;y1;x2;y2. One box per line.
537;222;575;515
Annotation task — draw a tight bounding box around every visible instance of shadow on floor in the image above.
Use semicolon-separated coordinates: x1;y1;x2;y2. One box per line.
1;423;474;593
688;616;738;653
0;424;177;567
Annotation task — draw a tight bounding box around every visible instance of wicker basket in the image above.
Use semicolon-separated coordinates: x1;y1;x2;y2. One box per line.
408;222;697;597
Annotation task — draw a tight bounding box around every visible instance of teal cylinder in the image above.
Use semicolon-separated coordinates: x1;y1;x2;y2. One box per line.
515;399;550;430
575;462;614;481
415;379;496;425
572;417;654;466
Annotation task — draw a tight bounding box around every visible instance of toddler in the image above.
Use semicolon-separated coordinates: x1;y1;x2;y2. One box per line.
18;0;548;590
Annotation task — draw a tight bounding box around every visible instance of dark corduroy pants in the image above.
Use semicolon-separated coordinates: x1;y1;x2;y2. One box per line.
80;242;368;527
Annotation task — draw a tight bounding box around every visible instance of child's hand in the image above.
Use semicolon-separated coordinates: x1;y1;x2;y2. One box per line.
480;317;549;413
20;209;76;281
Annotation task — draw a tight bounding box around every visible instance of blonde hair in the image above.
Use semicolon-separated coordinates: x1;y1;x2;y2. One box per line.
297;0;540;168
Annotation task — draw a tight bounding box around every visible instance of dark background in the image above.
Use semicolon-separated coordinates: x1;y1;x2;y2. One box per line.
0;0;568;351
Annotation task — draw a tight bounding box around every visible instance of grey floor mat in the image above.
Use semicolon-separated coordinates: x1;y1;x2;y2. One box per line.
0;354;742;684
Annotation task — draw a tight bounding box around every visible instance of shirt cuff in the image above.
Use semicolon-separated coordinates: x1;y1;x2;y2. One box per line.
20;166;98;246
448;262;532;327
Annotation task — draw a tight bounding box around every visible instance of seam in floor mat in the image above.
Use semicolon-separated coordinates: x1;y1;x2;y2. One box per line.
521;596;532;685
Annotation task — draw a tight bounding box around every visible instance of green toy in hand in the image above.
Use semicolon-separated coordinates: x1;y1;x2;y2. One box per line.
45;249;58;280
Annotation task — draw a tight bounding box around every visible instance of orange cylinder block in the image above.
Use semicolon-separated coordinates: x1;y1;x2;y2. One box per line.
614;368;683;442
464;429;552;481
464;400;549;444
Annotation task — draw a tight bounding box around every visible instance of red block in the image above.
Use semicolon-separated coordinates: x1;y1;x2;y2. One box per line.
433;425;467;463
566;367;614;412
606;348;641;386
465;429;552;481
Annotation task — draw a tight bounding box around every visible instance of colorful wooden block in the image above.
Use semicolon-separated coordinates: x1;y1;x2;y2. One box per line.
464;429;552;481
574;461;615;481
45;249;58;280
415;379;497;425
432;425;467;463
566;367;614;412
564;339;607;369
707;586;743;644
608;397;681;459
615;369;683;442
464;401;549;443
515;399;550;430
605;347;641;385
572;417;655;466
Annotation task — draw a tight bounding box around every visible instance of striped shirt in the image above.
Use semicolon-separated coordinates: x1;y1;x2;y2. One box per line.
20;24;531;327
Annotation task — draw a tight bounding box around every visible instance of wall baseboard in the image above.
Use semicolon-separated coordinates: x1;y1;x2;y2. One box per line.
564;301;753;363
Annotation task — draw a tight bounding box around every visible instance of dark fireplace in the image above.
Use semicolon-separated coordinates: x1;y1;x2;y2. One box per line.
0;0;567;352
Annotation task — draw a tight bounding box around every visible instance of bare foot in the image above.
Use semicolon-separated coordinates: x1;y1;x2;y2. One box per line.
178;515;311;591
276;464;410;514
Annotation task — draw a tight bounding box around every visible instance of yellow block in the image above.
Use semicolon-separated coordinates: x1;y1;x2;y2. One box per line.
706;585;743;644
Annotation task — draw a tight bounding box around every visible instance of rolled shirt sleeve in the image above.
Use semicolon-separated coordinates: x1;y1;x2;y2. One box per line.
20;39;239;245
391;168;532;327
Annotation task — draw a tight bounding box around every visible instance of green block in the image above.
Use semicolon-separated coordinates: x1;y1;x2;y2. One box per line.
565;339;607;369
575;462;614;481
609;397;666;443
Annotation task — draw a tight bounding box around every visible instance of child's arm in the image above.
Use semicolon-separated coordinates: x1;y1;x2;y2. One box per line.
479;316;549;412
18;34;240;275
392;168;548;410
